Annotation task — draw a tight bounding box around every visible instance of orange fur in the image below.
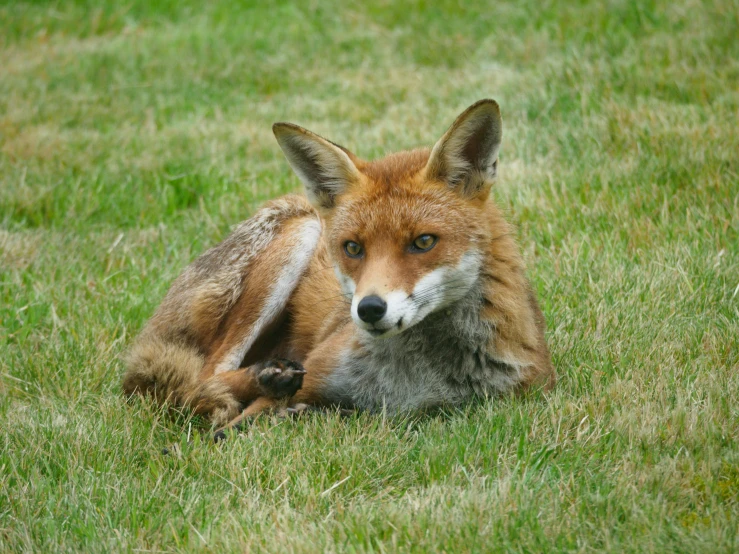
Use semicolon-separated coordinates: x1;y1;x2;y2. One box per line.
122;99;555;433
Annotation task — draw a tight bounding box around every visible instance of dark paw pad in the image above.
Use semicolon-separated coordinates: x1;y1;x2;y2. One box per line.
256;359;306;399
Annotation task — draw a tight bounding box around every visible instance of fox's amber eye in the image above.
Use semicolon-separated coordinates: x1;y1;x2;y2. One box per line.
344;241;363;258
411;234;437;252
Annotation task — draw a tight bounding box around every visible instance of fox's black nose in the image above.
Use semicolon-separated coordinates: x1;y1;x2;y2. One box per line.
357;295;387;324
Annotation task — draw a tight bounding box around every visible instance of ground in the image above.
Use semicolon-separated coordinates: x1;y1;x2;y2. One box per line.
1;1;738;552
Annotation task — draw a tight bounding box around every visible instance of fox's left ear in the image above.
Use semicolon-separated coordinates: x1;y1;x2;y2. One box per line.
425;99;502;196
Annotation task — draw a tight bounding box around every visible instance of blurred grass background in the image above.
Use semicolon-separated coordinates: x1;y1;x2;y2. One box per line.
1;1;738;551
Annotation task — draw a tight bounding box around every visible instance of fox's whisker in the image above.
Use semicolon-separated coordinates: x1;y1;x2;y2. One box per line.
312;291;353;304
411;281;478;303
300;263;339;279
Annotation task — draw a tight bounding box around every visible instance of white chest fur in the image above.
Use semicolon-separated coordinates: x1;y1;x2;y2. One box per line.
324;289;524;411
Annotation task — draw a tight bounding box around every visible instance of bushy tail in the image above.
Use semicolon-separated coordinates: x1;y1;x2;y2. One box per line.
122;336;240;427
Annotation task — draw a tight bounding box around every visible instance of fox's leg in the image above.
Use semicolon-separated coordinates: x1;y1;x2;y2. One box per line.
213;397;348;443
124;196;322;427
177;215;319;425
212;398;289;441
201;215;322;378
290;325;353;406
212;359;306;406
144;215;320;427
210;349;332;439
211;326;355;440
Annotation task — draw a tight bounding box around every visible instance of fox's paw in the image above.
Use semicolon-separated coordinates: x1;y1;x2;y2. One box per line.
256;359;306;399
275;402;311;418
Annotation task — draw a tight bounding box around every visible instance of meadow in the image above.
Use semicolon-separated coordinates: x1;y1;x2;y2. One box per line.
1;0;738;551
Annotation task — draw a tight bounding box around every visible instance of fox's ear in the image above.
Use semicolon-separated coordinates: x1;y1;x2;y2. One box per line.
425;99;502;196
273;123;361;209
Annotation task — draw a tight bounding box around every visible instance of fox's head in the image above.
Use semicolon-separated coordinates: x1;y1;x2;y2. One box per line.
274;99;502;339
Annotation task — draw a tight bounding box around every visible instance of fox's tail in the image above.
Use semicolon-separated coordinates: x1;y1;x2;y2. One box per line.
122;335;241;426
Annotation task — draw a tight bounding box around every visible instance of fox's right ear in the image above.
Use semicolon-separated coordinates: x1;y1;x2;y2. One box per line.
273;123;361;209
425;99;502;197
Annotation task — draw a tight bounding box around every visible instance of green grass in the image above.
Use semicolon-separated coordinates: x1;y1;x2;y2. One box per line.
1;0;738;551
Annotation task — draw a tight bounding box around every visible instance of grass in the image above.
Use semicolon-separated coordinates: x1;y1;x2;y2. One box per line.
1;0;738;551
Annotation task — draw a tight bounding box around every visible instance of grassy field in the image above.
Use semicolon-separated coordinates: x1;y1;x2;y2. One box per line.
1;0;738;551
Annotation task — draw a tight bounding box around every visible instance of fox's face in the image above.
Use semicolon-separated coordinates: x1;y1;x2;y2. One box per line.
274;100;502;339
329;185;484;338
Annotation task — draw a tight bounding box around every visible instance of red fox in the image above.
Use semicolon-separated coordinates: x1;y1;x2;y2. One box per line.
122;99;555;435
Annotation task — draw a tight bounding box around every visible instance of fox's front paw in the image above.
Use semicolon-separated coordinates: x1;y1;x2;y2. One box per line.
256;359;306;399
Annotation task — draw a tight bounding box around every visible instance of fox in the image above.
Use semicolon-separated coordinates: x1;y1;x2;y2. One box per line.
122;99;555;436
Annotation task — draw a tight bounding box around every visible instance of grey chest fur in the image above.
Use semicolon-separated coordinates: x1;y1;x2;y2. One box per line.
324;291;522;412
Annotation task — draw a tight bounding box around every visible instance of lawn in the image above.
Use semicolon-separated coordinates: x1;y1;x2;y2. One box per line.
1;0;738;551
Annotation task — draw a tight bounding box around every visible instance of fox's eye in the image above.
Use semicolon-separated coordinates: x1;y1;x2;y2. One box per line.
411;234;437;252
344;241;363;258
